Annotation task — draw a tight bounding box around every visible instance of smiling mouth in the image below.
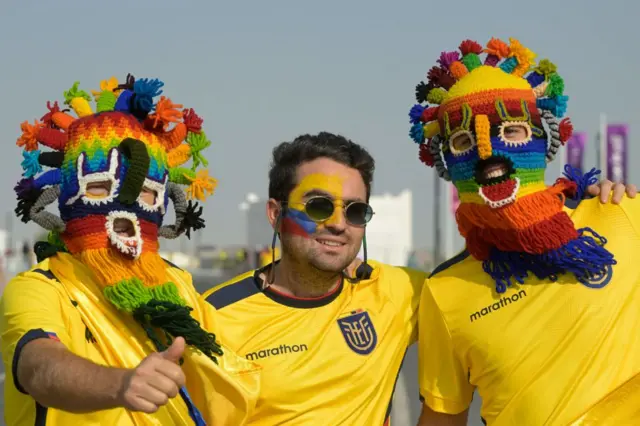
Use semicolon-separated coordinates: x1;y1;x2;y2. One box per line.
475;156;520;209
316;238;345;248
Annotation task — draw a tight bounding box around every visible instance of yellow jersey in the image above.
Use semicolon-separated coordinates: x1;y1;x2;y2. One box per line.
0;253;260;426
418;196;640;425
201;260;427;425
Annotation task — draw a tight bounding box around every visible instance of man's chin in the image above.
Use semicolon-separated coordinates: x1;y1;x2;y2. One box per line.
311;256;355;275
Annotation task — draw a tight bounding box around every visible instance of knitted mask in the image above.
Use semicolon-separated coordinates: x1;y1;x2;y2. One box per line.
408;38;616;293
15;75;222;361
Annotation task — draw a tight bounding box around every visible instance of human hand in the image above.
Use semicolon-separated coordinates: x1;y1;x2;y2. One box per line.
118;337;186;413
587;180;637;204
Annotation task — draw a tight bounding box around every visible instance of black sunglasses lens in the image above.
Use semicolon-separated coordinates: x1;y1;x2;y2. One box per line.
345;202;373;225
305;197;335;221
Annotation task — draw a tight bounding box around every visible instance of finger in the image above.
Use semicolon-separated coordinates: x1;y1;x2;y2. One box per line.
599;180;614;203
148;373;180;398
627;184;638;198
136;384;170;407
129;395;159;414
156;362;186;388
612;183;626;204
586;184;601;196
160;337;185;363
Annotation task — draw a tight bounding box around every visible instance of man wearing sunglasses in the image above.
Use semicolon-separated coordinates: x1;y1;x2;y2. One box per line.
201;131;427;425
200;131;633;425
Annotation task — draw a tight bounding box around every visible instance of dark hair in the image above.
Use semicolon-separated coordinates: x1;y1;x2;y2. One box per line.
268;132;375;202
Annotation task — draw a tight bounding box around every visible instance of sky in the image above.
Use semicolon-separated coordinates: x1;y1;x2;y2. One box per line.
0;0;637;252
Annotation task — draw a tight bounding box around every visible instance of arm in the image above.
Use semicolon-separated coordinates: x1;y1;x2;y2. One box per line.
17;338;128;413
418;405;469;426
1;272;186;414
418;284;475;420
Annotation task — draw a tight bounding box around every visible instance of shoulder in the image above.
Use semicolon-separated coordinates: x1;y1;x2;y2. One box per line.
367;260;428;282
201;270;261;310
364;260;429;306
1;259;69;312
569;196;640;238
424;250;492;310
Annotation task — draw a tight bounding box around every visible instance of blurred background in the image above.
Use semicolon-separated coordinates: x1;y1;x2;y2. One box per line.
0;0;637;424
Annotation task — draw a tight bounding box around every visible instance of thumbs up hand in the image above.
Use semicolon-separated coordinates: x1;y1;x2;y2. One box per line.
117;337;187;413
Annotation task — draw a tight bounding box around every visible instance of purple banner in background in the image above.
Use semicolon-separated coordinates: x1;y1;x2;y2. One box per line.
607;124;629;183
566;132;587;174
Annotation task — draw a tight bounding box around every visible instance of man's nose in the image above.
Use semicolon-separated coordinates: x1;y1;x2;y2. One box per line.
324;205;347;231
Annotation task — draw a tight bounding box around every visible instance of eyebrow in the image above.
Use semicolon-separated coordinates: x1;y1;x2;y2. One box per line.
303;189;364;204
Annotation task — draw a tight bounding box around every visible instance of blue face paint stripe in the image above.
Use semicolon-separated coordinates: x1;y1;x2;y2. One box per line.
285;208;318;235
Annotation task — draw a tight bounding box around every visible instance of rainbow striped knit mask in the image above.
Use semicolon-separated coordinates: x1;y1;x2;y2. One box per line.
15;75;223;361
408;38;616;293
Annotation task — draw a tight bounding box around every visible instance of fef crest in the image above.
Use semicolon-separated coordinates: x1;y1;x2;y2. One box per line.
337;309;377;355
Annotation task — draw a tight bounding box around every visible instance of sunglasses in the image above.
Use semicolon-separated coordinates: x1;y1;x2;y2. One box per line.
285;196;374;226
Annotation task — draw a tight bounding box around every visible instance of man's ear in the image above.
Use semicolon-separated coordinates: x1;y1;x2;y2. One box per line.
266;199;283;230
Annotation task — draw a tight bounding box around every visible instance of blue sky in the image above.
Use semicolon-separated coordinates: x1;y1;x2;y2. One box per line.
1;0;637;251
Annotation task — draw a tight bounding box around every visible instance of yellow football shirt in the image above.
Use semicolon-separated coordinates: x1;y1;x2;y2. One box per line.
201;260;427;425
419;196;640;425
0;253;260;426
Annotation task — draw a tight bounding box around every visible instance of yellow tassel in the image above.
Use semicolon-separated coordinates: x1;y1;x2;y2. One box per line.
71;98;93;117
508;38;537;77
92;76;120;100
167;144;191;168
185;170;217;201
475;114;492;159
423;121;441;139
64;82;94;117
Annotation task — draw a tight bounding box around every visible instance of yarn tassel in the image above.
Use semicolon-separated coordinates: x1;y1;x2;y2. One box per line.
561;165;600;201
104;278;224;363
484;228;616;293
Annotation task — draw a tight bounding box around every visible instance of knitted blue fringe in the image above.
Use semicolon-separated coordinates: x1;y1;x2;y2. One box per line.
562;165;600;201
483;228;616;293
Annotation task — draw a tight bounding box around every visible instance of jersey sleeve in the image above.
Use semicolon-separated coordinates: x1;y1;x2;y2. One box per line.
0;270;72;394
418;284;474;414
402;268;428;344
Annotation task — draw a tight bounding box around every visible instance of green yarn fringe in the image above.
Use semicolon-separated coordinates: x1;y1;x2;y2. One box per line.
186;131;211;171
104;279;185;313
105;279;223;363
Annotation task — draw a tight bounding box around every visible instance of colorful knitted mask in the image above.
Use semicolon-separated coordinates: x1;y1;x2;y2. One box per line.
408;38;616;293
15;75;222;361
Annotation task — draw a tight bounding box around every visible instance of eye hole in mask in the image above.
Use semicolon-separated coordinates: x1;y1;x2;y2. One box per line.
86;180;114;199
449;130;477;156
499;122;533;146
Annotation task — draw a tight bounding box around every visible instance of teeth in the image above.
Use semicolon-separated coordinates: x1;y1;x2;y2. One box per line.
485;169;506;179
319;240;341;247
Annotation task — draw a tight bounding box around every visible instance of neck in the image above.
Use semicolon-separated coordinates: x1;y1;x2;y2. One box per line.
267;254;342;298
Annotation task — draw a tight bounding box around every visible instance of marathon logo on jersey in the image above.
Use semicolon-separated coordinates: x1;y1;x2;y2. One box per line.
337;309;377;355
469;289;528;323
244;343;309;361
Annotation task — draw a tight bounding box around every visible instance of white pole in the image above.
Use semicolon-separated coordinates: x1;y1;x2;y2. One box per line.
599;113;608;180
443;184;454;259
559;136;568;180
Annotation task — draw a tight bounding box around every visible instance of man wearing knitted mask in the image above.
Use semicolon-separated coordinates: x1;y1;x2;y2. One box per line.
1;76;260;425
410;38;640;425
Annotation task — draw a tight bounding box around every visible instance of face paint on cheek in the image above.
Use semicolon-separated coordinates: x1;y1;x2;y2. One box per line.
280;173;344;238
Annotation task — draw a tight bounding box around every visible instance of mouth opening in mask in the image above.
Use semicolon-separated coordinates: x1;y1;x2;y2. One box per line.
106;212;143;259
475;156;520;209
